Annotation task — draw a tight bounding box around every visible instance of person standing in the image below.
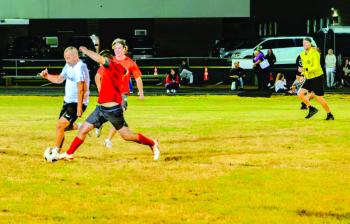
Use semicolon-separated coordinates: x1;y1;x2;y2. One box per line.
298;38;334;120
325;48;337;88
265;49;276;88
40;46;90;153
253;50;269;90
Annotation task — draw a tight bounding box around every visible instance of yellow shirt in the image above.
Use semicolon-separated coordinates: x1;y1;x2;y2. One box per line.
300;48;323;79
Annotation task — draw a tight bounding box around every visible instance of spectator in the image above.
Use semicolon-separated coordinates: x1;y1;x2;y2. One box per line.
274;73;287;93
342;58;350;87
265;49;277;88
288;74;305;95
229;61;246;90
179;60;194;84
253;50;269;90
266;49;277;67
165;68;180;94
325;48;337;88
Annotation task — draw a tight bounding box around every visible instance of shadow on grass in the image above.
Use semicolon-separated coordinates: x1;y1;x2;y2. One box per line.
297;209;350;220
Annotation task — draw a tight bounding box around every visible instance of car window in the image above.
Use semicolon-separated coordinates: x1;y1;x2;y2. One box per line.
275;39;296;48
293;39;304;47
259;40;278;49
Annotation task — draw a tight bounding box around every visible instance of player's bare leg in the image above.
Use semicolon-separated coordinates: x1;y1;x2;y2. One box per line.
118;126;160;160
315;96;331;113
298;88;318;119
104;127;118;148
54;117;70;150
298;88;311;107
59;122;95;161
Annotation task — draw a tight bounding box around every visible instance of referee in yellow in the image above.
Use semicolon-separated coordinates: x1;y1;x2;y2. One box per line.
298;37;334;120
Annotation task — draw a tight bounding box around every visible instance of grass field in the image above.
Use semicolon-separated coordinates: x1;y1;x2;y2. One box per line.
0;94;350;223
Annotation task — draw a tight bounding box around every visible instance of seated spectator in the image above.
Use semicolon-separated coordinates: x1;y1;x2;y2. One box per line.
274;73;287;93
288;74;305;95
342;58;350;87
179;60;193;84
165;68;180;94
229;61;246;90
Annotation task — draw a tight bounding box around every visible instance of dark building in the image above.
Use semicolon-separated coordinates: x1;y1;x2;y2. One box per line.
0;0;349;57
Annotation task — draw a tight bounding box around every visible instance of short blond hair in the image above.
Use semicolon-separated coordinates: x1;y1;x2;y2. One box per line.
112;38;127;48
64;46;78;55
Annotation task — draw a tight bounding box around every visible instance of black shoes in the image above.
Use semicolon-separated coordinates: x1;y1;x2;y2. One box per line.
305;106;318;119
300;102;308;110
325;113;335;120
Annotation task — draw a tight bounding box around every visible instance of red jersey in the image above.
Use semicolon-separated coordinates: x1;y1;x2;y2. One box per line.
97;59;126;104
165;74;180;85
115;56;142;94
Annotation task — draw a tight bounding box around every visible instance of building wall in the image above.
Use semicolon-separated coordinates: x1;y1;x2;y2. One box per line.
0;0;250;18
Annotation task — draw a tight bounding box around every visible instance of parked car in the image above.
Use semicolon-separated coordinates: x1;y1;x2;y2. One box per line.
222;36;317;65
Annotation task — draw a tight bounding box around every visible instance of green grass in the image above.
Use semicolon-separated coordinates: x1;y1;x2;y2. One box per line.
0;95;350;223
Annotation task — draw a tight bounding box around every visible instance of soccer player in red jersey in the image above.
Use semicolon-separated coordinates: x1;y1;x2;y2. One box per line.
97;38;145;148
58;47;160;161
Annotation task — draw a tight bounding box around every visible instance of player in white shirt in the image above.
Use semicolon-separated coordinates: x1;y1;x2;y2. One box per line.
40;46;90;153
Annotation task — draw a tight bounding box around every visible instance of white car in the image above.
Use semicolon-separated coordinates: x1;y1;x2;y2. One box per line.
225;36;317;68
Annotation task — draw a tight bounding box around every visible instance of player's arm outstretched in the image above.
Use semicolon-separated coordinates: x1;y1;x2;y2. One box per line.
79;46;106;65
40;68;65;84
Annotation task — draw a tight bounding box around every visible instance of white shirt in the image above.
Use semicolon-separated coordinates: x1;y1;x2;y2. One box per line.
61;60;90;105
325;54;336;68
275;79;286;92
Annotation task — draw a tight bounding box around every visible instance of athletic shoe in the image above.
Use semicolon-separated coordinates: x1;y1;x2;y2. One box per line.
166;89;170;94
58;152;74;161
325;113;335;120
104;139;113;149
95;126;103;138
300;102;308;110
151;140;160;161
305;106;318;119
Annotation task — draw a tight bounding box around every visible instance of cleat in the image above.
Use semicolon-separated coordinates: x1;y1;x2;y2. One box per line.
305;106;318;119
58;152;74;161
151;140;160;161
325;113;335;120
300;102;308;110
104;139;113;149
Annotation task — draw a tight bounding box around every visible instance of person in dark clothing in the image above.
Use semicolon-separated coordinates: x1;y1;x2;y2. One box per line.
179;60;193;84
253;50;270;90
266;49;276;67
165;68;180;94
265;49;276;88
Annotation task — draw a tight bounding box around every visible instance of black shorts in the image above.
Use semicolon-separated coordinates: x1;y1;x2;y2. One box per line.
86;105;128;130
59;102;87;127
301;75;324;96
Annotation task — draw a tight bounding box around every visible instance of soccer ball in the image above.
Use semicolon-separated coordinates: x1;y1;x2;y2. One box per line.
44;147;59;162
